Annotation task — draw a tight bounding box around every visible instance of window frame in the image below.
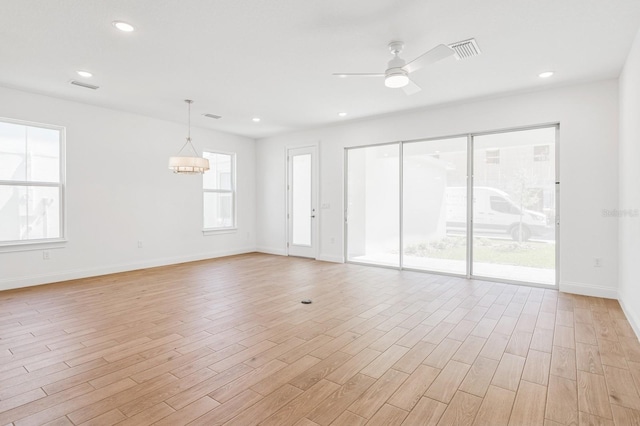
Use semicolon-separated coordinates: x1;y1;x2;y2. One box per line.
0;117;66;252
202;150;237;234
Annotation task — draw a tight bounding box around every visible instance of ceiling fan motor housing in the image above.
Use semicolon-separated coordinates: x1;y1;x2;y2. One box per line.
385;53;409;88
387;55;406;69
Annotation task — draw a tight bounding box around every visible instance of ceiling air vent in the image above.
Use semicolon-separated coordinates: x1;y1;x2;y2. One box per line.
448;38;481;60
203;113;222;119
70;80;99;90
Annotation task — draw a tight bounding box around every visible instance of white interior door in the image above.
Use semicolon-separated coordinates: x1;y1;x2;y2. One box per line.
287;146;318;258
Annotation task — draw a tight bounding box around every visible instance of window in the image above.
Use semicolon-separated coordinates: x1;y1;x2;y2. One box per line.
534;145;550;161
203;151;235;231
490;196;520;215
0;119;65;247
485;149;500;164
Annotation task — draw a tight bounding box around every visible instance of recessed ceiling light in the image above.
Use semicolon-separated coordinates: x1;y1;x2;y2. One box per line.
252;117;261;123
112;21;135;32
337;112;347;117
76;70;93;78
538;71;554;78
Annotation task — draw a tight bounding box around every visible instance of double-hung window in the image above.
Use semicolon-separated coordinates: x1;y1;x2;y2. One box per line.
203;151;235;231
0;118;65;247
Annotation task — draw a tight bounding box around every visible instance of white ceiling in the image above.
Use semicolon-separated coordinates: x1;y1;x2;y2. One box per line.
1;0;640;139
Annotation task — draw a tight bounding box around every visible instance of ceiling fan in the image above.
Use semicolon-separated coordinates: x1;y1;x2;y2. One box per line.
333;41;455;95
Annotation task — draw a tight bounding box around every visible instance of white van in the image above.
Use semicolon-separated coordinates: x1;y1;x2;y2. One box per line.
445;187;551;241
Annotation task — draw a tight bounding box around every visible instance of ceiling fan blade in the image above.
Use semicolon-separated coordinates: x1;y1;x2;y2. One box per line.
333;73;385;78
402;79;422;95
403;44;455;74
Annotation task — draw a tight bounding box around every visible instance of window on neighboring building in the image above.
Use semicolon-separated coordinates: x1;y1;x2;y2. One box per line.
534;145;550;161
490;196;520;215
203;151;235;230
0;119;65;246
485;149;500;164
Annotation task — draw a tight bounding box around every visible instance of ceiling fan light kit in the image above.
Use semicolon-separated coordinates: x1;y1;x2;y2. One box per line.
385;71;409;88
168;99;210;175
384;43;410;88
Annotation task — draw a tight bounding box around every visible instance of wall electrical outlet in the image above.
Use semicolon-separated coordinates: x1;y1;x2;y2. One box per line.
43;251;50;260
594;257;602;267
137;240;143;248
330;237;335;244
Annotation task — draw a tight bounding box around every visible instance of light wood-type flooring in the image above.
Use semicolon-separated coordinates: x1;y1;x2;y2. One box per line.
1;253;640;425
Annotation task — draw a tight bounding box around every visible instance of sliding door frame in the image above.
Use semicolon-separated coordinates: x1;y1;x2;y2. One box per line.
467;133;474;279
344;123;560;289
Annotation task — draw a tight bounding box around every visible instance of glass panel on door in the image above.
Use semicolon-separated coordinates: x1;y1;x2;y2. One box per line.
403;137;467;274
292;153;312;246
346;144;400;267
472;127;556;285
288;146;317;258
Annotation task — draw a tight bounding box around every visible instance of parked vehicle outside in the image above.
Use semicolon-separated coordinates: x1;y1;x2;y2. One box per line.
446;186;551;241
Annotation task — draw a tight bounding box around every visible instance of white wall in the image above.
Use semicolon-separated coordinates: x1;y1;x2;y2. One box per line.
0;79;624;303
0;86;256;291
256;80;620;298
618;29;640;336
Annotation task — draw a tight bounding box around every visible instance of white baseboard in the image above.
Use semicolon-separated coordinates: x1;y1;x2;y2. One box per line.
618;291;640;340
317;254;344;263
560;280;618;299
0;247;256;292
256;247;287;256
254;249;342;263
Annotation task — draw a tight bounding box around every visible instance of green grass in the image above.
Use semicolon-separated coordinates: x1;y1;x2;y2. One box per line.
405;236;555;269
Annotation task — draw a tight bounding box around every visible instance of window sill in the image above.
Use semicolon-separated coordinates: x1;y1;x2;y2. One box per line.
203;228;237;236
0;239;67;253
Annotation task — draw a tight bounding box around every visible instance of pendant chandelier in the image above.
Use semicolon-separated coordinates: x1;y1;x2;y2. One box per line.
168;99;210;174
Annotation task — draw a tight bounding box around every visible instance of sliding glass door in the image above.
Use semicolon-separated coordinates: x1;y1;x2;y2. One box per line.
345;124;558;287
402;137;468;274
472;127;556;284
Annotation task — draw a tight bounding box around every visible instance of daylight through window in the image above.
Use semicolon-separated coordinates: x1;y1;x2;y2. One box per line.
203;151;236;230
0;119;65;246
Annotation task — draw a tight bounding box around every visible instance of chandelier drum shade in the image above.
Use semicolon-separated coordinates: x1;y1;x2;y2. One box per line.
168;99;210;174
168;155;209;173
